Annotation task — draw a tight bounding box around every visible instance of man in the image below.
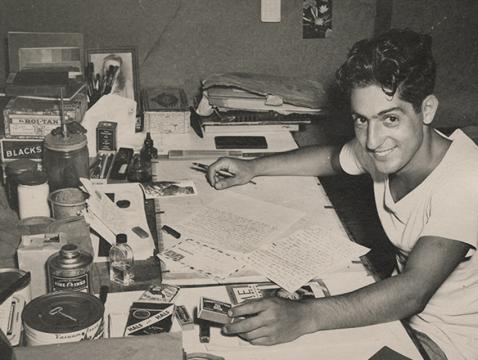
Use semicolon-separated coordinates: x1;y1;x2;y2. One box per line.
206;29;478;359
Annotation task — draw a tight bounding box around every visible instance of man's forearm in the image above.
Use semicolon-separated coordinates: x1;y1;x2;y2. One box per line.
300;273;425;335
249;145;343;178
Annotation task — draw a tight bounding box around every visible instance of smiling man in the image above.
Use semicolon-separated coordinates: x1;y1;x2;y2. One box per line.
206;29;478;360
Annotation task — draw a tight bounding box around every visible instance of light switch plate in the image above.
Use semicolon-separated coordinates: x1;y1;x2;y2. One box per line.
261;0;281;22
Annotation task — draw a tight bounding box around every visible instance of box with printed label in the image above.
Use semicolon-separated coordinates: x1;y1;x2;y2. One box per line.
3;93;87;138
0;137;44;162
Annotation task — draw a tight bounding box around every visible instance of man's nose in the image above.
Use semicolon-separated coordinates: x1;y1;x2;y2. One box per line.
366;122;383;150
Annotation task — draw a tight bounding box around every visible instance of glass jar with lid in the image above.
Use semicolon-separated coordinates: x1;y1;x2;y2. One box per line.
43;132;89;191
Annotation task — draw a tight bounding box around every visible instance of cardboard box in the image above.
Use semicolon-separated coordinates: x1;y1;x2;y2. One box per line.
142;87;190;134
0;329;183;360
3;93;88;139
0;138;44;162
16;233;66;299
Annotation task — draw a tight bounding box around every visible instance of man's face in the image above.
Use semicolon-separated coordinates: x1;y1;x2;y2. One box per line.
350;85;426;176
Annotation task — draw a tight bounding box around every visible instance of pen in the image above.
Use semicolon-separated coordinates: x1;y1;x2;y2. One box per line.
192;162;257;185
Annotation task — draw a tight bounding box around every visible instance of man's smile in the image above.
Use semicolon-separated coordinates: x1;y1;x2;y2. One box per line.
370;146;397;159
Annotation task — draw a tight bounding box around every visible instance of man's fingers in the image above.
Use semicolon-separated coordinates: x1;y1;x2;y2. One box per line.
229;299;266;317
223;316;259;335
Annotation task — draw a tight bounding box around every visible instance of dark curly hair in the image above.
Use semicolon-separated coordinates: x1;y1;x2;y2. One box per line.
336;29;436;112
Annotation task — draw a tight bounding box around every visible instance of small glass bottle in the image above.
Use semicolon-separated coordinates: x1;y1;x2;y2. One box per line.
109;233;135;286
140;132;158;161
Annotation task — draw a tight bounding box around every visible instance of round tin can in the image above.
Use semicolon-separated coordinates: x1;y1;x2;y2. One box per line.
22;291;104;346
0;268;32;346
47;244;93;293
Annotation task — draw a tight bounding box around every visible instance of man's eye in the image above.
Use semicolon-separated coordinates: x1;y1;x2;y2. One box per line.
353;117;367;126
384;116;399;125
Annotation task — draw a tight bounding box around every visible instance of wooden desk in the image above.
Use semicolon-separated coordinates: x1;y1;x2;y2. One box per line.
88;131;422;359
117;131;422;359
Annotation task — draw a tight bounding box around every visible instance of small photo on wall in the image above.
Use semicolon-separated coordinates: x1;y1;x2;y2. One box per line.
303;0;332;39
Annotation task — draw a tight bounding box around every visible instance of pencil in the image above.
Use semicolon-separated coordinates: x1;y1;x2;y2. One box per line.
191;162;257;185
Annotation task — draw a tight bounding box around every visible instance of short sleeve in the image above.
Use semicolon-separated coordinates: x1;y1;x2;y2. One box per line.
422;177;478;249
339;141;367;175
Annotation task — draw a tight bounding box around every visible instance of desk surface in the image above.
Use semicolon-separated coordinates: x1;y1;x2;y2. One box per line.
105;275;423;360
136;131;424;359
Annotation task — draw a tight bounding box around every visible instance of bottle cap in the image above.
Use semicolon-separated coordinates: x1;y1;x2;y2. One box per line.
5;159;38;176
17;170;48;186
116;233;127;244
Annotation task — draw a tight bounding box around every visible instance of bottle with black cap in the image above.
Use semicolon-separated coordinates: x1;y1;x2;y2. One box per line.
108;233;135;286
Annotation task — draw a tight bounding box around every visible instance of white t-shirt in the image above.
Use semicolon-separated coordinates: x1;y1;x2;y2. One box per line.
340;129;478;360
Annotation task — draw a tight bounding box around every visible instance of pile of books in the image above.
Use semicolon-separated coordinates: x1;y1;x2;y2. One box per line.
193;72;326;137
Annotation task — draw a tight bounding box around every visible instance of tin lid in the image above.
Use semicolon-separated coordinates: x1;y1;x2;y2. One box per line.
5;159;38;176
0;268;29;293
22;291;104;333
44;132;87;152
17;170;48;186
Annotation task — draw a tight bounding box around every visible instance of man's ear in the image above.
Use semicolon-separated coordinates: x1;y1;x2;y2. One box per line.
421;94;439;125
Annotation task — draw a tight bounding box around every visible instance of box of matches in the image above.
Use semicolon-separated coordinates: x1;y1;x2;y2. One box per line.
197;297;232;325
174;305;194;330
124;302;175;336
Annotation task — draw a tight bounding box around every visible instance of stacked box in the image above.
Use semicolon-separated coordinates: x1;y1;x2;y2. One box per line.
142;87;190;135
3;92;87;139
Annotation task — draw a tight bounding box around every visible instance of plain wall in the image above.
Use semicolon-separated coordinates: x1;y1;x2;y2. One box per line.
391;0;478;96
0;0;377;102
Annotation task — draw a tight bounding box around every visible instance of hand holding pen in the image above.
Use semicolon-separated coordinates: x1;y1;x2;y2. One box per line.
191;161;257;188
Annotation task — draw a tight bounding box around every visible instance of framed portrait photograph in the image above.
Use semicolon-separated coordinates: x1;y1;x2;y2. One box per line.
86;47;140;103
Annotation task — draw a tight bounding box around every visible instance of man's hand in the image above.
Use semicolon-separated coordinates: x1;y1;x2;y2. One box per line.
207;157;256;189
222;297;312;345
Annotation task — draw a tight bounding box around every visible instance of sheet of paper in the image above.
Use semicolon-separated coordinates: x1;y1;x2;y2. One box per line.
245;225;369;293
174;191;305;254
160;238;246;281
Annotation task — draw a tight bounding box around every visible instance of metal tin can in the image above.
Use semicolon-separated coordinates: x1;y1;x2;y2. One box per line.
0;268;32;346
47;244;93;293
4;159;38;211
22;291;104;346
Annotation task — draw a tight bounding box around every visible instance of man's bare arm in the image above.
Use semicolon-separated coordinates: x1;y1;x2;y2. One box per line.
224;236;471;345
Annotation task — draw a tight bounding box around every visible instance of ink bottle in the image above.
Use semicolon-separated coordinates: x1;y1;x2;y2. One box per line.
109;233;135;286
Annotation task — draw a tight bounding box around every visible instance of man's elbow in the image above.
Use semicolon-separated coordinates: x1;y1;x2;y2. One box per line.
405;288;433;316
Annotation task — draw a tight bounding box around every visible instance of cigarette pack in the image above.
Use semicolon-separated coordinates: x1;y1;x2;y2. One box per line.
197;297;232;325
124;302;175;336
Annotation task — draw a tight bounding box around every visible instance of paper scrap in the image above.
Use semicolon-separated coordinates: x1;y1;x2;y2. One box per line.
160;238;246;281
